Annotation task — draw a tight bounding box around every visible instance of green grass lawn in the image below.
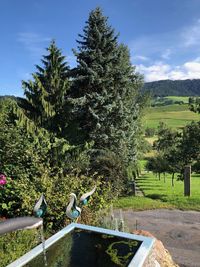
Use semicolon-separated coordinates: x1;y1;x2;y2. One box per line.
114;172;200;211
114;195;172;210
144;104;199;129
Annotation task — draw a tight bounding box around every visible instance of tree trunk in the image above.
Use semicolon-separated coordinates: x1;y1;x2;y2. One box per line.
184;165;191;197
172;173;174;187
164;173;166;183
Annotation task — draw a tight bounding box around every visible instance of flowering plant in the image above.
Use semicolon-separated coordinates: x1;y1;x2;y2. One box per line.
0;174;7;187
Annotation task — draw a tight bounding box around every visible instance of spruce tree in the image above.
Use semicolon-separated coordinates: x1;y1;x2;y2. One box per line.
70;7;143;166
19;40;70;136
69;7;119;144
112;44;143;165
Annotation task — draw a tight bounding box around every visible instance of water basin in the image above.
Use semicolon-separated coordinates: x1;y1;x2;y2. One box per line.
7;223;154;267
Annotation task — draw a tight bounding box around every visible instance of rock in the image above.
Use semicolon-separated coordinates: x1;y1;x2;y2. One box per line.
132;230;179;267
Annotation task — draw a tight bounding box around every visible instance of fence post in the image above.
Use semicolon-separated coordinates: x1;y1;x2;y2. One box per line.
184;165;191;197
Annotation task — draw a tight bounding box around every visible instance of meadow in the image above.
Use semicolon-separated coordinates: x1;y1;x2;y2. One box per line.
115;172;200;211
144;103;199;129
115;98;200;211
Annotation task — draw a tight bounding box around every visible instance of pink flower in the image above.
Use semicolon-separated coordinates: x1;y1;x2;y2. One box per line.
0;179;6;185
0;174;7;187
0;174;6;180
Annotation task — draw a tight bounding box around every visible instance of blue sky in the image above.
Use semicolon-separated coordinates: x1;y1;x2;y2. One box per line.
1;0;200;96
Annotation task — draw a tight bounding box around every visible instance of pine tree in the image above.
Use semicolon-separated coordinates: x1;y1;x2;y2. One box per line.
19;40;70;136
70;7;143;166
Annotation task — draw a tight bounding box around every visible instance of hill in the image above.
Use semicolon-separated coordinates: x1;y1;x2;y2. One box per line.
143;79;200;96
144;103;199;130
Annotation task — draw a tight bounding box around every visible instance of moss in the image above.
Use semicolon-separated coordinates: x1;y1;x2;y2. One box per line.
106;240;140;266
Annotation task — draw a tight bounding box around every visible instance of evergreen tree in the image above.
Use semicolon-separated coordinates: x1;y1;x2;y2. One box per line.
111;44;143;164
70;7;143;166
189;97;200;114
19;40;70;136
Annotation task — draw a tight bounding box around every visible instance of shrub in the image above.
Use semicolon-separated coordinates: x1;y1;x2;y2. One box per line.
0;229;39;267
145;127;155;137
0;100;113;232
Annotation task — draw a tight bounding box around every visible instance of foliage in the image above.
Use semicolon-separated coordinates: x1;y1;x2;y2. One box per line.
145;154;169;181
146;121;200;184
145;127;155;137
0;8;148;262
151;96;188;107
153;122;181;152
0;229;39;267
69;7;143;169
18;40;70;137
189;97;200;113
0;99;113;231
137;137;152;157
180;121;200;165
193;160;200;173
89;149;127;196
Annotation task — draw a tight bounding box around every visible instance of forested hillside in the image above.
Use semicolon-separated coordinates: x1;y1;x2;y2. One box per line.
143;79;200;96
2;79;200;99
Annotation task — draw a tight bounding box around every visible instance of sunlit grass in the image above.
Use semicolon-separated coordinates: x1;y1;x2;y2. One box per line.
137;172;200;211
115;172;200;211
114;196;172;210
143;104;199;129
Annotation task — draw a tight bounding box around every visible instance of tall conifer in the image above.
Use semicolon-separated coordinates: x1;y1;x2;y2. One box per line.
20;40;70;136
70;7;143;165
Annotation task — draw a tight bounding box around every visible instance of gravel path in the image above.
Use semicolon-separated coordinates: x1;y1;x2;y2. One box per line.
114;209;200;267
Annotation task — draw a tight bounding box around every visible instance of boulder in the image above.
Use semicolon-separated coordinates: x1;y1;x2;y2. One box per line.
132;230;179;267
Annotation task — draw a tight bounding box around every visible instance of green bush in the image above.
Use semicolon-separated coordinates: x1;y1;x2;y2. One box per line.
0;229;39;267
0;166;113;231
89;150;128;197
0;100;113;231
145;127;155;137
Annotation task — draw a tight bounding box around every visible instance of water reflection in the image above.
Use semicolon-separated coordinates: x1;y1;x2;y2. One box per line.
26;229;141;267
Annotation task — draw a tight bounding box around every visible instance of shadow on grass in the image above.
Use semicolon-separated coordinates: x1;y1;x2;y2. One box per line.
146;193;167;201
139;186;164;191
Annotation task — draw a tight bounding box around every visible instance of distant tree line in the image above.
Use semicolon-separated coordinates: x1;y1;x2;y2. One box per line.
143;79;200;97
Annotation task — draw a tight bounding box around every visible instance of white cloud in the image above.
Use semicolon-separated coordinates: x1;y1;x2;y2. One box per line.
133;55;150;61
161;49;172;60
182;19;200;47
129;35;169;60
137;62;171;81
136;59;200;82
17;32;51;57
130;18;200;66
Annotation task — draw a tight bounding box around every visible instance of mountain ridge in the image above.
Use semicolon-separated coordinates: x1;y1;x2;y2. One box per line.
142;79;200;96
1;79;200;99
